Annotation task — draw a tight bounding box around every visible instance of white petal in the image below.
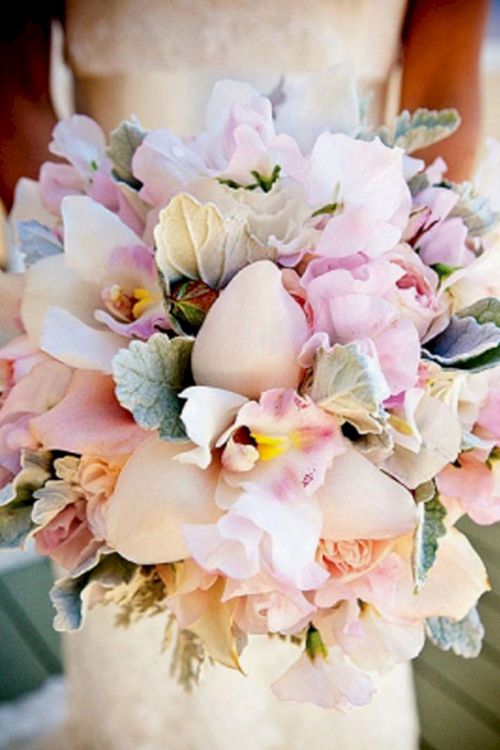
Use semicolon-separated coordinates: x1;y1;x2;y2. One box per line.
20;254;100;344
105;435;222;564
40;307;125;372
318;446;417;541
176;386;247;468
62;196;144;283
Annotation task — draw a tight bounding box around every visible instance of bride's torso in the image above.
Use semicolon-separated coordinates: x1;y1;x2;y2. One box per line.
64;0;407;133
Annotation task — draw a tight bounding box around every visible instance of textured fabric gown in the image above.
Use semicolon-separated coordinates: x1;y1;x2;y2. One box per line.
55;2;420;748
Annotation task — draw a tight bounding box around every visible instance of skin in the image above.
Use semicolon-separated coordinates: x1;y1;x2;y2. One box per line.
0;0;492;210
401;0;491;182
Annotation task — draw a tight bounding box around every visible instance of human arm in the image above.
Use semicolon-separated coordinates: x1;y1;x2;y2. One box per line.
401;0;490;181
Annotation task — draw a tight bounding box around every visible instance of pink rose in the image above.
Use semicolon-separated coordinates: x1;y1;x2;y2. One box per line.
35;500;95;571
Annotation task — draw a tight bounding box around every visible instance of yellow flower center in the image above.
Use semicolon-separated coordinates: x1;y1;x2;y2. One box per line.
132;288;159;318
250;433;291;462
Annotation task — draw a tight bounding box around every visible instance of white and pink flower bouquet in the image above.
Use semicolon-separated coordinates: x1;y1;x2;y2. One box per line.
1;69;500;709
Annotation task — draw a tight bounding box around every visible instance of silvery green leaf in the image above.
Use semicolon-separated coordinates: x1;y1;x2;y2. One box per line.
422;315;500;372
308;343;389;434
392;108;461;153
448;182;500;237
17;220;63;267
457;297;500;326
426;606;484;658
112;333;194;442
32;457;82;529
51;552;137;632
412;489;447;591
0;450;52;549
360;109;460;153
106;120;147;189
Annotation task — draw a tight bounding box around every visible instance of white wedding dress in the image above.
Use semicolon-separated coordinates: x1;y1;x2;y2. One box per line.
50;2;419;748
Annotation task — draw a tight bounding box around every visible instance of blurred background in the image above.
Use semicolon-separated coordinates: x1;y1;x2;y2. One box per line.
1;2;500;749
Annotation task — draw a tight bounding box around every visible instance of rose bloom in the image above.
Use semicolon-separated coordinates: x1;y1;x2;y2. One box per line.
76;455;124;539
35;500;94;571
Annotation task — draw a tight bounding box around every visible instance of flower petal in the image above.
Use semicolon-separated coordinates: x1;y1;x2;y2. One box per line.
318;446;417;540
105;435;222;564
62;196;144;283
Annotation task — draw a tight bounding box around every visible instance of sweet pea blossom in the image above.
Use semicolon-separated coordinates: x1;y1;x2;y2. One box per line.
306;133;411;259
272;645;375;711
302;257;421;395
407;186;474;268
39;115;147;236
437;451;500;525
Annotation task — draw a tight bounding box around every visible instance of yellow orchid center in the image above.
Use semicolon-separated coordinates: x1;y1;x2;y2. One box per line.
388;415;414;437
250;432;291;462
132;288;159;319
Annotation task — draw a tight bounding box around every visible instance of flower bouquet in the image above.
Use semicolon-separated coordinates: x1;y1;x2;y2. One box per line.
1;69;499;710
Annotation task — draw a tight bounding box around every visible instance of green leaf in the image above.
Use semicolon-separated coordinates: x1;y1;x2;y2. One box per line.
0;450;52;549
411;488;447;591
106;120;147;189
17;220;63;267
112;333;194;441
50;552;137;632
426;606;484;658
447;181;500;237
308;342;388;434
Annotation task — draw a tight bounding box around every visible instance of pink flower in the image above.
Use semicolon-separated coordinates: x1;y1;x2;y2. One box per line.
34;500;95;572
407;187;475;268
437;451;500;525
306;134;411;259
76;455;124;540
303;259;420;394
271;646;375;710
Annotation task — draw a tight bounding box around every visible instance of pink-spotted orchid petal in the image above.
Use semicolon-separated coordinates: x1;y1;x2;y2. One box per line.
220;389;344;498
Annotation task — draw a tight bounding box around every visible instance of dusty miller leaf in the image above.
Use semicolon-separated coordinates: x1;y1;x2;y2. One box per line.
362;108;460;154
447;181;500;237
112;333;194;441
106;120;147;189
17;220;63;267
308;343;389;434
412;489;447;591
457;297;500;326
426;606;484;658
392;108;461;153
422;314;500;372
50;552;137;632
0;450;52;549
